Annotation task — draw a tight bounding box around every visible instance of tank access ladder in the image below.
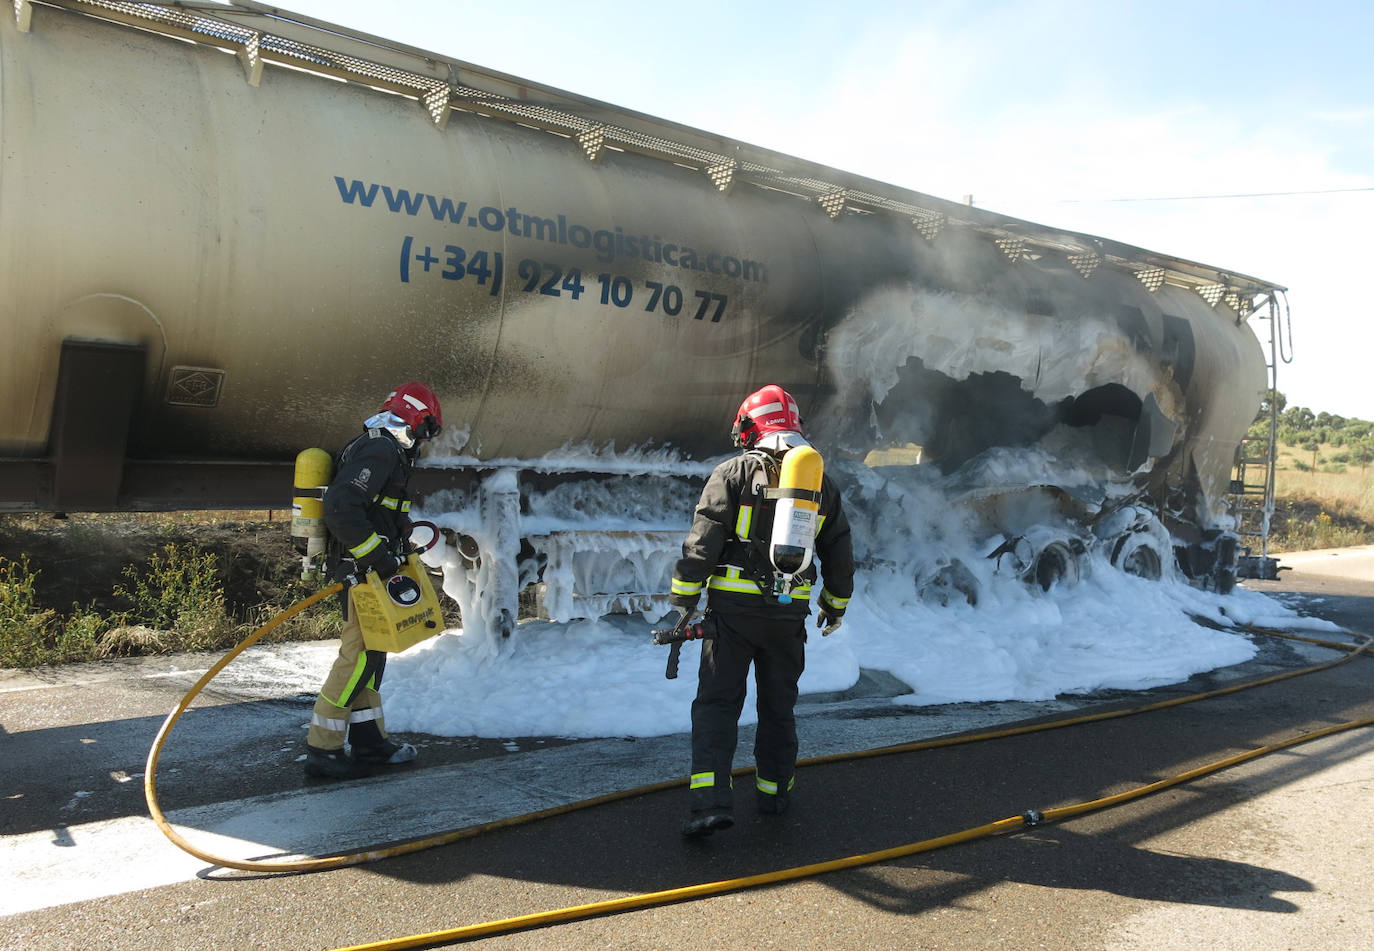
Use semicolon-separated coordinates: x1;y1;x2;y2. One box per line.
1230;293;1292;580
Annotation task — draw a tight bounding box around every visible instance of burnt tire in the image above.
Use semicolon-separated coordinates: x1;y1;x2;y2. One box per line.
1111;533;1164;581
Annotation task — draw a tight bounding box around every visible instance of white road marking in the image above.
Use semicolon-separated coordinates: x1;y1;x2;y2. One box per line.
0;735;680;916
0;697;1012;916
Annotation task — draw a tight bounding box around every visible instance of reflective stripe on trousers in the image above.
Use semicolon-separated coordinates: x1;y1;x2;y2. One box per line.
307;609;389;750
756;774;796;796
689;611;806;812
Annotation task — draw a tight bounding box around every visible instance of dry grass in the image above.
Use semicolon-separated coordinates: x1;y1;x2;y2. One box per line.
1268;443;1374;552
1274;467;1374;517
1;509;283;530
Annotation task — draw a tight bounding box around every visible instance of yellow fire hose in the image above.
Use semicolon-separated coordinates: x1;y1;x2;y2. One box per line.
331;702;1374;951
328;629;1374;951
143;597;1372;943
143;582;344;870
144;584;687;873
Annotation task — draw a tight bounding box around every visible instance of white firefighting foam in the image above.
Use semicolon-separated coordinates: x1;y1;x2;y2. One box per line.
375;444;1331;741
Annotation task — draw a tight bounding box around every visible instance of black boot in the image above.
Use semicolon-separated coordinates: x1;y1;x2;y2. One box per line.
757;792;790;815
354;739;418;765
681;807;734;838
349;719;418;767
304;745;361;779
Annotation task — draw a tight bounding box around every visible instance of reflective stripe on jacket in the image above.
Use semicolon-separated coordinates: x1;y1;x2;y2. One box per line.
323;428;413;578
672;451;854;619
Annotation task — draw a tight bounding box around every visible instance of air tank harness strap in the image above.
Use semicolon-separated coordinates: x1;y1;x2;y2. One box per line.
742;450;823;605
743;482;824;605
743;543;788;605
764;486;822;504
737;474;788;606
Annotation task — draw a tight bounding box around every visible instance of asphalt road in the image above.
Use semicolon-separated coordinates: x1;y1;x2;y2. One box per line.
2;548;1372;951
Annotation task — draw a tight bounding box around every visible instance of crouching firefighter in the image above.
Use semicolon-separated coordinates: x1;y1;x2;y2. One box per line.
304;382;443;780
668;384;855;837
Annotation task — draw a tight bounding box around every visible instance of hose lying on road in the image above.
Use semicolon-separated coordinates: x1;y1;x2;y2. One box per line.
333;692;1374;951
144;599;1372;940
329;628;1374;951
143;582;341;872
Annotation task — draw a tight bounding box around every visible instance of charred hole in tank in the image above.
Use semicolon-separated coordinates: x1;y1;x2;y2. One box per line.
1058;383;1142;473
867;361;1143;476
871;361;1060;472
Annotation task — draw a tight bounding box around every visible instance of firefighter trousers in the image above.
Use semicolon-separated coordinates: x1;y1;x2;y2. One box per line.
689;611;806;813
307;606;391;751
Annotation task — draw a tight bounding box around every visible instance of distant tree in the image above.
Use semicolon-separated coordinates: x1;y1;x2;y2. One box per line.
1353;438;1374;473
1254;388;1287;424
1301;439;1320;469
1256;389;1374;432
1283;406;1316;431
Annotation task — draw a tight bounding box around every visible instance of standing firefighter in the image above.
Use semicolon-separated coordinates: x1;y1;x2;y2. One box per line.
669;384;855;837
304;382;443;779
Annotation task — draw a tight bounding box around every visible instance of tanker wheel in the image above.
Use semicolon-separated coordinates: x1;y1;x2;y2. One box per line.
1111;534;1164;582
1030;544;1070;591
1213;568;1237;595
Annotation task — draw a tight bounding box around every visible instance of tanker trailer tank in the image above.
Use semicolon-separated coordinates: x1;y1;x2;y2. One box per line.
0;1;1287;637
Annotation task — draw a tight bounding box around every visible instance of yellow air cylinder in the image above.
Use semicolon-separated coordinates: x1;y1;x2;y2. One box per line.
350;554;444;652
770;444;824;581
291;447;333;581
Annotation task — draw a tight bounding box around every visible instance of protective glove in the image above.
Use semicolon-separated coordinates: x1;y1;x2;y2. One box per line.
359;537;403;579
817;609;843;637
368;553;404;579
396;515;415;552
652;606;699;644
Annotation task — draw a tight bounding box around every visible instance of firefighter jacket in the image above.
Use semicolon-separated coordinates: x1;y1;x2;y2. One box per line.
323;427;414;579
670;450;854;621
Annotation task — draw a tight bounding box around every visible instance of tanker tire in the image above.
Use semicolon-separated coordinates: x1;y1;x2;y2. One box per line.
1214;568;1237;595
1029;542;1076;592
1111;534;1164;582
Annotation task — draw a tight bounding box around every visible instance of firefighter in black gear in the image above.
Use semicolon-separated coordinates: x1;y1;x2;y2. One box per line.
669;385;855;837
305;382;443;779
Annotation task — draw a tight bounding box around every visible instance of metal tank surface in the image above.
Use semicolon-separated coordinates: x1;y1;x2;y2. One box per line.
0;1;1287;618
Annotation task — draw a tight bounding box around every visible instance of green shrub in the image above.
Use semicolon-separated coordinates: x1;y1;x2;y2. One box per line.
1268;503;1374;552
109;543;234;653
0;556;56;666
1;520;346;667
0;557;107;667
53;606;107;662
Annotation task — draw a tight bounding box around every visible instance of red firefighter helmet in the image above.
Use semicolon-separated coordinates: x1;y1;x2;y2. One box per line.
381;382;443;441
731;384;803;449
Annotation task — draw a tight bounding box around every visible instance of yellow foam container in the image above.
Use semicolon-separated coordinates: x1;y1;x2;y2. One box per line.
351;554;443;653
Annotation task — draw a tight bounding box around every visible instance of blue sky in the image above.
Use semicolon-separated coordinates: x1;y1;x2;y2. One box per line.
277;0;1374;419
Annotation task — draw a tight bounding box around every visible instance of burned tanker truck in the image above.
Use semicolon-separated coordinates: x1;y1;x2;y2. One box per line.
1;1;1286;633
